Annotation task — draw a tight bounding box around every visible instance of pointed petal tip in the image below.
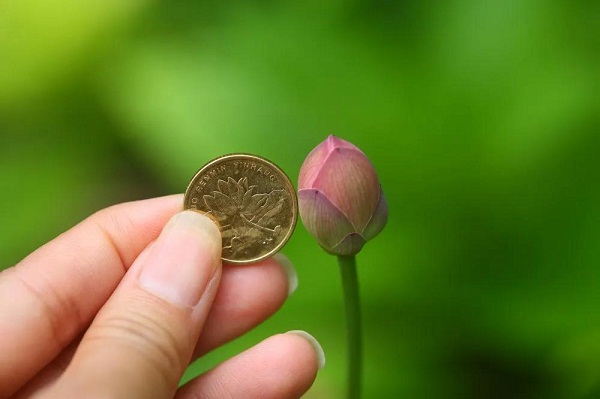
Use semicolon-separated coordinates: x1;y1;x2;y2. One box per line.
325;134;342;146
300;135;367;189
325;134;339;148
325;135;363;153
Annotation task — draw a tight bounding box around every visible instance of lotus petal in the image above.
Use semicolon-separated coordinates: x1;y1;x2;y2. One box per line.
362;187;388;240
298;188;354;251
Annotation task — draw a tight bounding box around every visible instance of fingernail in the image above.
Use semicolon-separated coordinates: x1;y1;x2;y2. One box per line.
273;253;298;296
138;211;221;306
286;330;326;369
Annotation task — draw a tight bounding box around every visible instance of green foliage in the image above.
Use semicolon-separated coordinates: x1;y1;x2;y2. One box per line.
2;1;599;397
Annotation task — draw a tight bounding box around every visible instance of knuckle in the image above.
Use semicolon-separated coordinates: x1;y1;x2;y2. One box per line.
11;268;83;348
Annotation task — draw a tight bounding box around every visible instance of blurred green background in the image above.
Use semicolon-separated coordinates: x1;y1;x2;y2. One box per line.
1;0;599;397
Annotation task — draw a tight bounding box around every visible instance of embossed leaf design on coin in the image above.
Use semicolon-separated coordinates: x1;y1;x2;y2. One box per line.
203;177;284;255
183;154;297;264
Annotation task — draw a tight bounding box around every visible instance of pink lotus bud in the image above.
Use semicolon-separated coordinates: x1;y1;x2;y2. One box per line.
298;135;388;256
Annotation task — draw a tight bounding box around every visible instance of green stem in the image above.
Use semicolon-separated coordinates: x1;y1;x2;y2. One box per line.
338;255;362;399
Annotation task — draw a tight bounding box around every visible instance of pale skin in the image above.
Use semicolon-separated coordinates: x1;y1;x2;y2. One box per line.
0;195;321;398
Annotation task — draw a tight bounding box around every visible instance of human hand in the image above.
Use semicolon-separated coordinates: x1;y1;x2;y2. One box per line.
0;195;324;398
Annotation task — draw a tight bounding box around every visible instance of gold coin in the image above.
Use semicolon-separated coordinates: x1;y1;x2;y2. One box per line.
183;154;298;264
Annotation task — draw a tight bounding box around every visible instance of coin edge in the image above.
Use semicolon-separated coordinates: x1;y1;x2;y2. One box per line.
183;153;298;265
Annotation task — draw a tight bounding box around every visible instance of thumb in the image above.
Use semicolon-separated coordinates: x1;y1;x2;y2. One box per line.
48;211;222;399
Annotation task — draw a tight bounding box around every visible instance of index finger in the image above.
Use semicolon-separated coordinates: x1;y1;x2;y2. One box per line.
0;194;182;397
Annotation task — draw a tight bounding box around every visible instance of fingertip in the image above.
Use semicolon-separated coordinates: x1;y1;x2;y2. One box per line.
178;332;322;399
176;210;222;251
273;253;298;296
285;330;326;370
138;210;222;307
